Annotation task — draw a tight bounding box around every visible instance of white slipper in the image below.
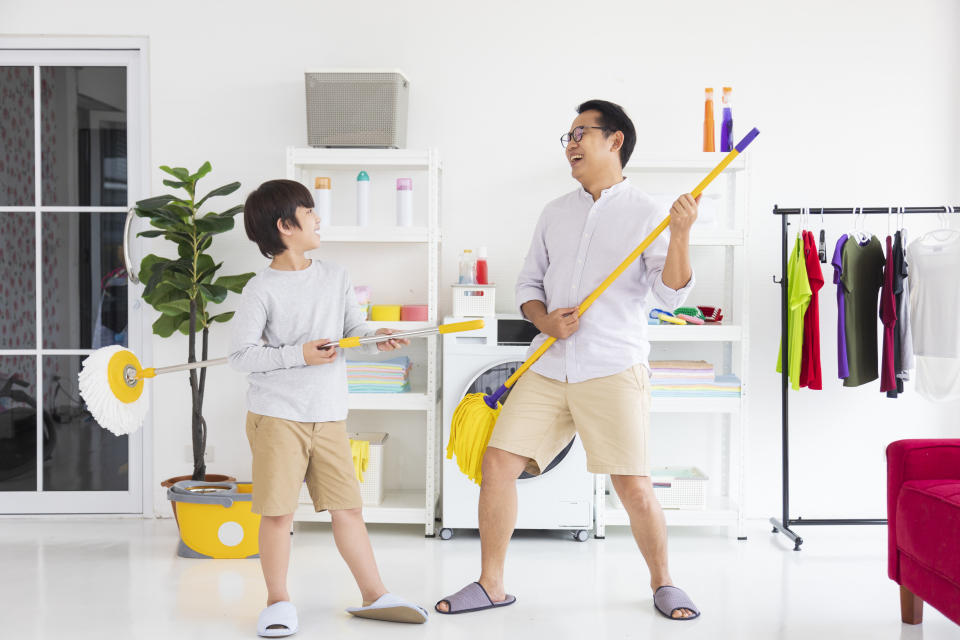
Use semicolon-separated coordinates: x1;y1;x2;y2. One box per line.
346;593;429;624
257;601;298;637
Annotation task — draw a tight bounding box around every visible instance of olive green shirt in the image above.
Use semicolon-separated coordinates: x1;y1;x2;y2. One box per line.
840;236;885;387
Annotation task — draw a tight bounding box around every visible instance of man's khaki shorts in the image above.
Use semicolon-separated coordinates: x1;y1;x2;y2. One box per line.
245;412;362;516
487;364;651;476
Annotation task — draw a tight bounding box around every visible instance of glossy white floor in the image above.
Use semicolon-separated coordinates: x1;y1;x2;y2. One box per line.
0;518;956;640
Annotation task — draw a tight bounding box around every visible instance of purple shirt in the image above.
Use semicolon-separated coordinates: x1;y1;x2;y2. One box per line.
832;234;850;378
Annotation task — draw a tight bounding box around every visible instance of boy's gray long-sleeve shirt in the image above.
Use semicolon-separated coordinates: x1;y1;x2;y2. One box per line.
228;260;377;422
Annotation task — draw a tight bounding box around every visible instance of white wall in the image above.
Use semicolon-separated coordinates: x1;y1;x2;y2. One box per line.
4;0;959;519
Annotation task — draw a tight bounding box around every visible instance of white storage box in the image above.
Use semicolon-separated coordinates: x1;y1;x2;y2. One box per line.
304;70;409;148
651;467;708;510
452;284;496;317
351;432;387;506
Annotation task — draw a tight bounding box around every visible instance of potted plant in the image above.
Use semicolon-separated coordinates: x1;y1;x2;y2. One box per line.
134;162;254;493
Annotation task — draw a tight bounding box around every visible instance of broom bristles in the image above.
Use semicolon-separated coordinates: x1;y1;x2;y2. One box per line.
448;393;501;485
78;346;149;436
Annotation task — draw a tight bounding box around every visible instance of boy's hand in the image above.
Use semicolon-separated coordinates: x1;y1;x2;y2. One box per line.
375;328;409;352
668;193;700;238
303;339;338;365
537;306;580;340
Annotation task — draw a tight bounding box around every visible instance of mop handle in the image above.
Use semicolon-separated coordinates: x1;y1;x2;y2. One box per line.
500;128;759;392
138;319;485;378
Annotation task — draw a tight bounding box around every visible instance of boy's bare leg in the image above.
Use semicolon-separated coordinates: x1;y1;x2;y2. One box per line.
260;513;294;606
330;507;388;605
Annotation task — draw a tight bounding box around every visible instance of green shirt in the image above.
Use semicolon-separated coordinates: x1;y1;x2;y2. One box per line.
840;236;885;387
777;234;812;390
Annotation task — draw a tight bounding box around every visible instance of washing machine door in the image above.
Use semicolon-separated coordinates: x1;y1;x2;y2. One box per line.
462;360;576;479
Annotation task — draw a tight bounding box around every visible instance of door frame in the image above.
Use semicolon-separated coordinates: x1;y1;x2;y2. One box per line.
0;36;153;514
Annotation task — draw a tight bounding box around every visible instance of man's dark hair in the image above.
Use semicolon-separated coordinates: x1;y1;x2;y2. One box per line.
243;179;314;258
577;99;636;168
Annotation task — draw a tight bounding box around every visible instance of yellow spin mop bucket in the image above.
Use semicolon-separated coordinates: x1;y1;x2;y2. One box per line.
167;480;260;559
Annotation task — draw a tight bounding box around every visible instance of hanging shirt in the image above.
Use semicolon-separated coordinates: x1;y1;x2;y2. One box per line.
879;235;898;394
777;233;812;391
888;230;908;396
515;178;694;383
831;234;851;379
841;235;885;387
897;229;915;378
799;231;824;389
907;231;960;401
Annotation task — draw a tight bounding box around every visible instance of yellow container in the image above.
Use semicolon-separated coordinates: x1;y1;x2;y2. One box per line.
167;480;260;559
370;305;401;321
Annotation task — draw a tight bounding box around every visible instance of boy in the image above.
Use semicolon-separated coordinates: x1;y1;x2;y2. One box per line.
230;179;428;637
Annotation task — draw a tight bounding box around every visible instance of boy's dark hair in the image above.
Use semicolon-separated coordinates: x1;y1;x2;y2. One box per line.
243;179;314;258
577;99;636;168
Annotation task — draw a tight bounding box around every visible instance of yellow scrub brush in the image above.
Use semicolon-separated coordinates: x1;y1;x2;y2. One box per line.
79;319;483;436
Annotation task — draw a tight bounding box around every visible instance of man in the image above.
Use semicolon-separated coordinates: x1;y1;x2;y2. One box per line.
436;99;700;620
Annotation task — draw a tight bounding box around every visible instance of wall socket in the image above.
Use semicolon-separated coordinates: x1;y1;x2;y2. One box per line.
184;445;215;464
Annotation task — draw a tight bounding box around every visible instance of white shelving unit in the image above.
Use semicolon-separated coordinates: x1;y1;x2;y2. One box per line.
594;152;750;539
286;147;442;536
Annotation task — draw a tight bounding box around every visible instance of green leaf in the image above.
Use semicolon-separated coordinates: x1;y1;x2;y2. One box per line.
137;254;168;288
219;204;244;218
197;233;213;252
156;299;193;316
162;179;189;190
198;283;228;304
214;272;255;294
195;215;234;235
177;313;208;335
189;162;212;182
143;281;191;308
210;311;235;324
196;182;240;209
152;311;190;338
135;195;176;212
197;261;223;284
159;165;190;181
137;229;165;238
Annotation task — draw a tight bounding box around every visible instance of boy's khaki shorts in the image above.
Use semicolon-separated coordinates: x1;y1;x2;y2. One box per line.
245;412;362;516
487;364;651;476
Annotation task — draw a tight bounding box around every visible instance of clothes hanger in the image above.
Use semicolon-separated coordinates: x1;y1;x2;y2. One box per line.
818;208;827;263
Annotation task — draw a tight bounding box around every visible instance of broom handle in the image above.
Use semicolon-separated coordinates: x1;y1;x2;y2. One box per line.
501;129;759;391
145;319;485;377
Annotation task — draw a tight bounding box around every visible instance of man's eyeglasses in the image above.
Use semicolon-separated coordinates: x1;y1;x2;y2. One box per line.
560;125;608;148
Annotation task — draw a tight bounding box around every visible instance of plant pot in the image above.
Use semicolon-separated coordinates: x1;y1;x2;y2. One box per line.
161;473;236;524
167;480;260;559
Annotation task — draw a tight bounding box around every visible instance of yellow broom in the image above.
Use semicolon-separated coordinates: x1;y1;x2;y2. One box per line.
448;128;760;485
78;319;484;436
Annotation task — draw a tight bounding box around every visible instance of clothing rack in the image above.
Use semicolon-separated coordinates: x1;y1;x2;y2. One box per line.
770;205;958;550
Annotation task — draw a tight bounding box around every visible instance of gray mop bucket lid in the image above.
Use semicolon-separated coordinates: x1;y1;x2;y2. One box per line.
167;480;253;508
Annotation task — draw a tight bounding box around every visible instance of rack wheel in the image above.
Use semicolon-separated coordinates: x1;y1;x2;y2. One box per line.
573;530;589;542
440;528;453;540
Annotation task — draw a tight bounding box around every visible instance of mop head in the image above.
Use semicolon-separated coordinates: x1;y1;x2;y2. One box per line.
447;393;502;485
78;345;150;436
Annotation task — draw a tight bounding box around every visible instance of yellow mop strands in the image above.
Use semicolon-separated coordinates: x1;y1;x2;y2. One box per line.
78;319;484;436
447;128;761;485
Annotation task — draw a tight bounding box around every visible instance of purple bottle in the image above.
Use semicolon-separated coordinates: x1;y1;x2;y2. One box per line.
720;87;734;152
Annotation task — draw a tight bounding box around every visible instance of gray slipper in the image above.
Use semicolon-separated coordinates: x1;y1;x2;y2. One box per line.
435;582;516;615
653;585;700;620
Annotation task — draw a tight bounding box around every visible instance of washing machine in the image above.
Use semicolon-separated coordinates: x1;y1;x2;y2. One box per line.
440;314;594;541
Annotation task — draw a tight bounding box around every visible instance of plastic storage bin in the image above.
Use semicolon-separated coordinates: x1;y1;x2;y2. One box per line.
304;70;409;148
352;432;387;505
451;284;496;317
167;480;260;559
651;467;708;510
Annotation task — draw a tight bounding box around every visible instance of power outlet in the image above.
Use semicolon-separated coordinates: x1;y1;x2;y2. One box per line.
183;445;215;464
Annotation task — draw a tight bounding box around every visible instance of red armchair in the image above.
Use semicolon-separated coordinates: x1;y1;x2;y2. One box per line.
887;439;960;626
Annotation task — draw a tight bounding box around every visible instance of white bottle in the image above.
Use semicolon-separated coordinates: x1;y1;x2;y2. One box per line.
356;170;370;226
458;249;476;284
314;177;331;227
396;178;413;227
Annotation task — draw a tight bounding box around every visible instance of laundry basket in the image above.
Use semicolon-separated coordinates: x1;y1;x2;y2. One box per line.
651;467;708;510
167;480;260;559
304;70;409;148
451;284;496;317
351;432;387;506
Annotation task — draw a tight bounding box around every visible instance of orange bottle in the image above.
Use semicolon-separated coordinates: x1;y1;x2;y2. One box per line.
703;88;715;152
